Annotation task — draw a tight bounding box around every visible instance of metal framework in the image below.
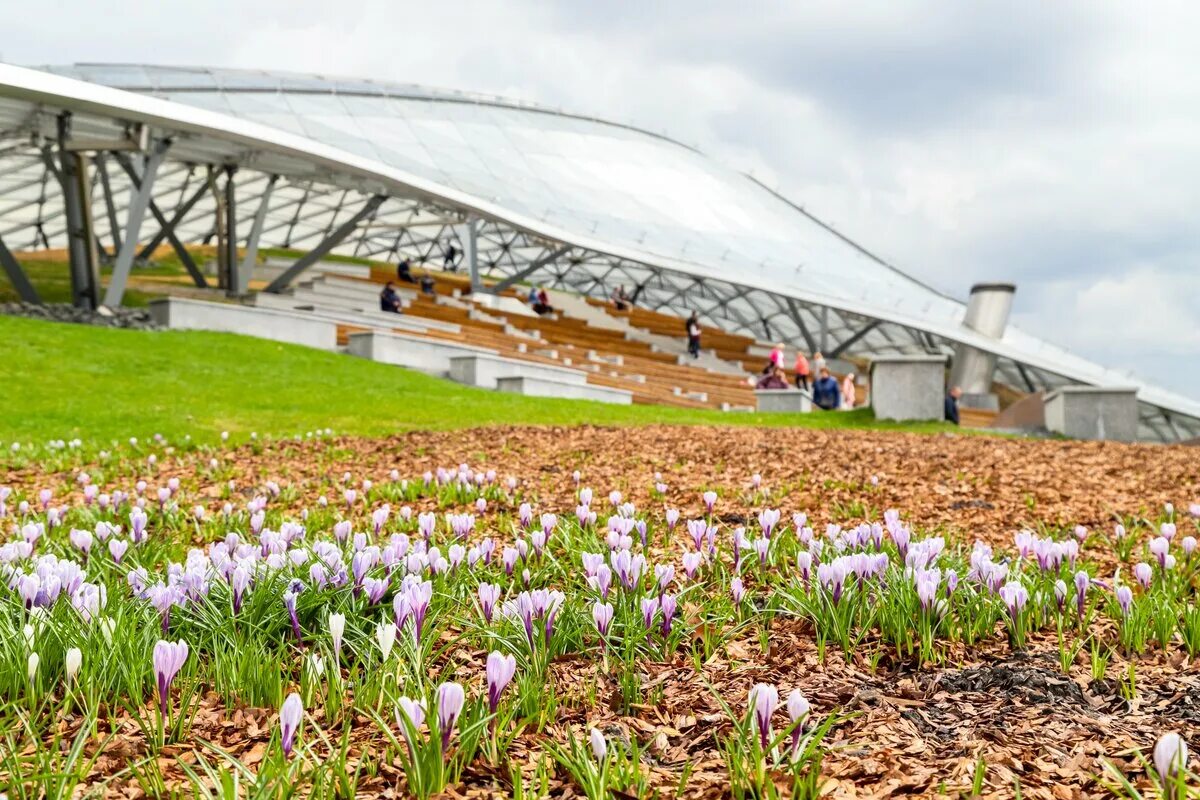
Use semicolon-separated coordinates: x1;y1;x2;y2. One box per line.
0;63;1197;442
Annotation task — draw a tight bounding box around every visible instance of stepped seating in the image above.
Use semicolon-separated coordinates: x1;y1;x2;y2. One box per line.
959;407;999;429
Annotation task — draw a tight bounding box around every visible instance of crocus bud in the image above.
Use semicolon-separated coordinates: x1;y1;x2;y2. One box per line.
436;682;465;752
590;727;607;762
65;647;82;682
329;612;345;659
280;692;303;757
27;652;40;684
1154;732;1188;785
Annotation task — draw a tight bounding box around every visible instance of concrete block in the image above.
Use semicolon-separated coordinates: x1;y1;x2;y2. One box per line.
1043;386;1138;442
448;354;589;389
755;389;813;413
869;355;948;421
346;331;497;376
496;376;633;405
148;297;337;351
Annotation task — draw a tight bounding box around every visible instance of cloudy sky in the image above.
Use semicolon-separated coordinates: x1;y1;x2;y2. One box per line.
4;2;1198;396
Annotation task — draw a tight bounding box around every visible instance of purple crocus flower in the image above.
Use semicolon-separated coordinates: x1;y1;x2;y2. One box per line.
687;520;706;551
786;689;810;757
436;682;465;752
731;577;747;605
660;593;677;636
486;650;517;712
153;639;189;716
502;547;519;576
108;538;129;564
1149;537;1170;569
231;565;251;613
407;581;433;644
1134;562;1153;588
283;589;303;643
665;509;680;530
69;528;93;556
998;582;1028;619
1154;732;1189;786
682;551;702;580
749;683;778;750
640;597;659;630
1054;580;1068;612
593;601;614;641
702;491;717;513
280;692;303;757
1073;571;1090;618
129;507;148;544
1116;585;1134;617
395;696;425;754
478;582;500;623
757;508;780;538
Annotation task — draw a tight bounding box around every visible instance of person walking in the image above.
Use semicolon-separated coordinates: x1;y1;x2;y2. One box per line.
443;243;459;272
686;311;701;359
793;351;810;391
811;367;841;410
841;373;857;410
945;386;962;425
812;351;827;375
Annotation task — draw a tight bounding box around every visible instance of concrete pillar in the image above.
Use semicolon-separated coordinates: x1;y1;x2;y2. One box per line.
869;354;949;422
1043;386;1138;442
949;283;1015;410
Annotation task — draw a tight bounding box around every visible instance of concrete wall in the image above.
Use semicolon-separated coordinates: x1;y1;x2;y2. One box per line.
869;355;948;421
148;297;337;351
449;354;589;389
346;331;497;376
496;376;633;405
755;390;812;413
1044;386;1138;442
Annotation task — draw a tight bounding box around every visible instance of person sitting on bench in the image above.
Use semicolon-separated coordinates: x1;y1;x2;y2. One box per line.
396;259;415;283
379;282;402;314
611;285;631;311
755;366;790;390
529;286;554;315
420;274;436;296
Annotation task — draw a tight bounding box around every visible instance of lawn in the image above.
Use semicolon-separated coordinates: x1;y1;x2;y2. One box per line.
0;315;960;447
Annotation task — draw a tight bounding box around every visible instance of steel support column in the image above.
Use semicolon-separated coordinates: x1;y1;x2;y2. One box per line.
137;181;208;261
236;174;276;296
103;139;170;308
222;166;238;291
830;319;881;358
0;235;41;304
57;113;100;309
112;154;208;289
265;194;387;293
94;153;122;259
464;217;480;292
784;297;819;354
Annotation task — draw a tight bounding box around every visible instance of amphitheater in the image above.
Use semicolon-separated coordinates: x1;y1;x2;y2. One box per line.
1;63;1197;441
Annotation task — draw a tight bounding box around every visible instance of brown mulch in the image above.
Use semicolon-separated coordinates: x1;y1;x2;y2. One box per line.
7;424;1200;798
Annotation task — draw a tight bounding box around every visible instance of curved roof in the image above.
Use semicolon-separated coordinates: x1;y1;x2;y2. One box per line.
2;63;1198;428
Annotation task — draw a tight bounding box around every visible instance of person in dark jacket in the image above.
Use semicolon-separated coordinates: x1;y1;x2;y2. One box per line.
945;386;962;425
685;312;701;358
379;282;402;313
811;367;841;410
756;366;790;390
396;259;415;283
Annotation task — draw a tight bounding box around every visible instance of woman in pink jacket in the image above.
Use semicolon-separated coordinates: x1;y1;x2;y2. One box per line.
841;373;857;409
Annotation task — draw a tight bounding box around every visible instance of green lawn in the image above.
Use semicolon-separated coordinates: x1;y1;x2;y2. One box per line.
0;315;966;446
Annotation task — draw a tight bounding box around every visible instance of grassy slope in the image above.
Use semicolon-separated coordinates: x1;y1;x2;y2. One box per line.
0;316;964;445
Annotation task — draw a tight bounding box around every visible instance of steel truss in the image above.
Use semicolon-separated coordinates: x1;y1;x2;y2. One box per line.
0;123;1197;444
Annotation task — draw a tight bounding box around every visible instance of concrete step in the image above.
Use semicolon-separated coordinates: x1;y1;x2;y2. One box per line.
496;375;633;405
448;353;590;389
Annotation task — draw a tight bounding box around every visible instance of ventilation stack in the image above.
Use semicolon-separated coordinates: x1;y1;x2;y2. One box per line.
949;283;1016;411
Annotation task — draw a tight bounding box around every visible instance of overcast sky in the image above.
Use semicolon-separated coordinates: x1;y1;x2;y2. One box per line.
4;2;1198;397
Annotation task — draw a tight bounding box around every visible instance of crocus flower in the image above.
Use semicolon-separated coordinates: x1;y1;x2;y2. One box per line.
998;582;1028;618
731;578;749;607
1073;571;1090;618
478;582;500;623
660;593;677;636
1116;585;1134;617
1184;536;1198;557
757;508;780;538
283;590;303;643
375;620;396;661
702;491;717;513
592;601;614;640
682;551;702;580
486;650;517;712
1134;562;1153;588
1054;580;1068;612
665;509;680;530
436;682;465;752
786;689;810;757
65;647;82;682
153;639;189;716
396;696;426;753
329;612;345;660
590;728;607;762
749;683;778;750
1154;732;1189;785
687;519;706;551
280;692;303;757
640;597;659;630
27;652;39;684
108;539;129;564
